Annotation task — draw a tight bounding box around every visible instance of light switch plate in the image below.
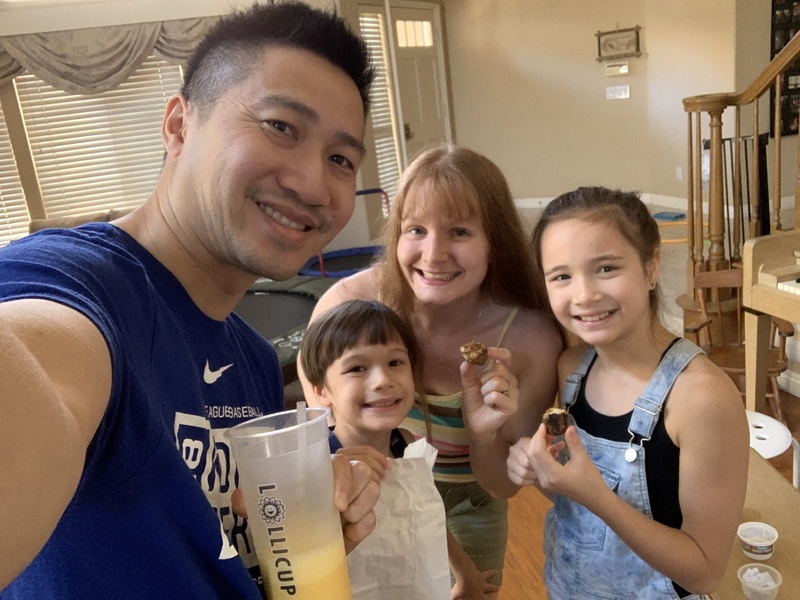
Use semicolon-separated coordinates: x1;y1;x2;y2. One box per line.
606;84;630;100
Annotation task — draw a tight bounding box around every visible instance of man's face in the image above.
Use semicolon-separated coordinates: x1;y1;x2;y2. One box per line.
174;46;365;283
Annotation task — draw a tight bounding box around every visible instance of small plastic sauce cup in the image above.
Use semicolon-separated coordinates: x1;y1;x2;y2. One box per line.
737;563;782;600
737;521;779;560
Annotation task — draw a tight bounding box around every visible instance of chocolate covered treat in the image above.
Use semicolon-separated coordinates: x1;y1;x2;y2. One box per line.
459;341;488;366
543;407;570;436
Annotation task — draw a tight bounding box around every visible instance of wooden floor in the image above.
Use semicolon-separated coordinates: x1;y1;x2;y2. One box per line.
498;389;800;600
500;486;550;600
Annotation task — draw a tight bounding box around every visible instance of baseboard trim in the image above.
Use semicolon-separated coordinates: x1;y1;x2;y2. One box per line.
516;192;796;216
639;193;688;212
515;194;688;212
780;369;800;397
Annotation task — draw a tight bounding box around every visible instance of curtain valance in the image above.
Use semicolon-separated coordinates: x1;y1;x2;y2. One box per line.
0;17;216;94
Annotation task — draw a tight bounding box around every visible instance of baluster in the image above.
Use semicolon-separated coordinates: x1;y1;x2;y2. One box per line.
686;112;696;291
751;101;761;238
773;77;783;232
732;107;743;265
694;111;704;272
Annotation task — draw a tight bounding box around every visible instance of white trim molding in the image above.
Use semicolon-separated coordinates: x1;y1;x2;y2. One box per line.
515;193;689;212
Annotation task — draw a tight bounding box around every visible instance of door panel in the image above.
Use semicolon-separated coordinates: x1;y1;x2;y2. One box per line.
341;0;452;234
391;5;449;162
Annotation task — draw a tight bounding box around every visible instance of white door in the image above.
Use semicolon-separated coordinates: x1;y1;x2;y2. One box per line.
352;1;451;196
389;4;450;163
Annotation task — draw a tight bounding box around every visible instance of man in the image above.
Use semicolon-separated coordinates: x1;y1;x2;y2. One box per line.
0;2;377;597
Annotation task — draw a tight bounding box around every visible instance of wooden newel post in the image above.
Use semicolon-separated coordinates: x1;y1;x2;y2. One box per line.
706;106;729;271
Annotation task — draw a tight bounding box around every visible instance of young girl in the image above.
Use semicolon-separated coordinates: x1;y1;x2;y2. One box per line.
507;187;749;599
299;145;563;590
301;299;499;599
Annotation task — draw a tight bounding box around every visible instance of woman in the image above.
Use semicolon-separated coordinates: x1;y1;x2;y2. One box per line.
299;144;563;596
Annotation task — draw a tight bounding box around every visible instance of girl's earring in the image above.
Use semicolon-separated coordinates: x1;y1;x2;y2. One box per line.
649;281;657;290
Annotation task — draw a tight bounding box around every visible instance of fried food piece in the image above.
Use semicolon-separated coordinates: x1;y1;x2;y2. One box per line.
543;407;570;436
459;341;488;366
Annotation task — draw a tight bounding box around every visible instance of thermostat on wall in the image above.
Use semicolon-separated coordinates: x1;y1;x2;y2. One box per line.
605;61;629;77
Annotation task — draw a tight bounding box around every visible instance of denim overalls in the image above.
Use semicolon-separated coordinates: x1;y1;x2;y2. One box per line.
544;338;710;600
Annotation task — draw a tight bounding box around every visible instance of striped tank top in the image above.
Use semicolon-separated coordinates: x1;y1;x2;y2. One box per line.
402;306;520;483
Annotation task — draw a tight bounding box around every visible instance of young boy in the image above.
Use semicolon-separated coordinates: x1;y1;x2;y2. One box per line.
301;299;499;599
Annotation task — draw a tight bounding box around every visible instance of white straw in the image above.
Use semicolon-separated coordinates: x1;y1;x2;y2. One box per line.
296;401;307;451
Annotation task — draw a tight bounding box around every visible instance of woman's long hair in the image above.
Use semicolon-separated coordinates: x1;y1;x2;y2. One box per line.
377;144;550;324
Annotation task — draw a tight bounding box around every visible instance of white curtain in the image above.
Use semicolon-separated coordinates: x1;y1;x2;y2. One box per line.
0;17;216;94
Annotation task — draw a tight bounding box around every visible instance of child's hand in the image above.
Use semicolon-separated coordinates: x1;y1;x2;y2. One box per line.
524;423;606;506
459;347;518;437
506;437;539;487
335;446;390;483
330;455;380;554
234;458;380;555
451;566;499;600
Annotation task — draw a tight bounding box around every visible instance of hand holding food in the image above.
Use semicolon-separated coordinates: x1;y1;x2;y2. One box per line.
458;345;518;438
542;407;574;465
543;407;570;437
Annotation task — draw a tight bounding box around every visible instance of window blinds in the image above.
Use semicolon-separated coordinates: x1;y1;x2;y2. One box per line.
13;55;183;221
0;102;29;247
359;9;401;212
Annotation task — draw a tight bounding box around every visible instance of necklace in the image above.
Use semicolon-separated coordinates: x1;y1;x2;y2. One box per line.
472;308;483;342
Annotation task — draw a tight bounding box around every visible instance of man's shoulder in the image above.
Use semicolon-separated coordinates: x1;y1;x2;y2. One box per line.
2;223;135;266
0;224;146;302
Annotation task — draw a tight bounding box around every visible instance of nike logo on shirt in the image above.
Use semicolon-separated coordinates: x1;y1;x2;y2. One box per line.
204;360;233;384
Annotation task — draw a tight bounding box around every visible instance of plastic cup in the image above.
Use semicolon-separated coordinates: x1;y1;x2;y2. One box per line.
738;521;779;560
737;563;782;600
226;405;351;600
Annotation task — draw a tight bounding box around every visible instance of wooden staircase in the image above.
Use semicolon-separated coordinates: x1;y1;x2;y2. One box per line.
679;30;800;329
683;31;800;279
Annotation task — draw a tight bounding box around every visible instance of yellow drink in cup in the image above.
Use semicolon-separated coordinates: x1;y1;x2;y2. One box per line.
259;539;351;599
226;406;352;600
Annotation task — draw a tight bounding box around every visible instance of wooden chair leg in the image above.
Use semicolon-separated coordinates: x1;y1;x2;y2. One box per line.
768;375;784;423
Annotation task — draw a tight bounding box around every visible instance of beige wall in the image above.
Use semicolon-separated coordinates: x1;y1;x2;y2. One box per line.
737;0;772;89
442;0;756;201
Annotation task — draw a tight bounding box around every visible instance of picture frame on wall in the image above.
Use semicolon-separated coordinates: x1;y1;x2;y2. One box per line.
596;26;641;62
